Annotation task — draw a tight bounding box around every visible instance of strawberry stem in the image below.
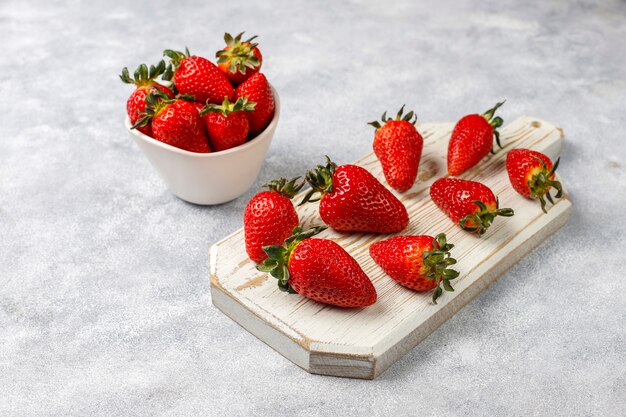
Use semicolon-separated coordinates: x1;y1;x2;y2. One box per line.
257;226;327;292
529;156;563;213
200;95;256;117
216;32;261;75
482;100;506;149
299;156;337;205
119;60;167;87
262;177;305;199
162;48;192;81
458;199;514;236
368;105;417;130
421;233;460;304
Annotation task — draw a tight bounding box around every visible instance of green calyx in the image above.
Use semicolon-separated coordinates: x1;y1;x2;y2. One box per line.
368;104;417;130
299;156;337;205
119;60;167;87
422;233;460;304
216;32;261;75
176;93;195;102
262;177;305;199
199;95;256;117
529;156;563;213
482;100;505;149
256;225;327;292
131;90;174;129
459;199;514;236
162;47;191;81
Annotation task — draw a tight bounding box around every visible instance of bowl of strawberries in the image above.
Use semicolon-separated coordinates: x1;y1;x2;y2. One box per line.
122;32;278;205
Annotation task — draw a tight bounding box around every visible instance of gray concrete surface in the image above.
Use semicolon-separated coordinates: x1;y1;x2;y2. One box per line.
1;0;625;415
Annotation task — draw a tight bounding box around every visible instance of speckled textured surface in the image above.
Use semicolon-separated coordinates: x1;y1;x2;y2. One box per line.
1;0;625;415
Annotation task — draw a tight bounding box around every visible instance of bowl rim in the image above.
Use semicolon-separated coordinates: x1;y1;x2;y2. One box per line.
125;85;280;158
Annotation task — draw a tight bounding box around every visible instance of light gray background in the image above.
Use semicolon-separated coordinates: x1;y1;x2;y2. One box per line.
1;0;625;416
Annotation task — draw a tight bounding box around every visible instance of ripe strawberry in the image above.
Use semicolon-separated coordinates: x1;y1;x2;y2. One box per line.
244;177;304;263
120;60;174;136
430;177;514;236
235;73;275;137
370;233;459;303
189;101;206;115
133;91;211;153
368;105;423;192
216;32;263;86
200;96;256;152
162;48;234;104
448;101;505;176
300;157;409;233
506;149;563;213
257;226;377;307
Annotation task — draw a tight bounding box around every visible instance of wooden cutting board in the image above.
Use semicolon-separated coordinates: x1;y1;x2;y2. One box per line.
209;115;571;379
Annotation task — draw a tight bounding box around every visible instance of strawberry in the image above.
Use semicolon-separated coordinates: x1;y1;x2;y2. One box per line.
368;105;423;192
257;226;377;307
430;177;514;236
448;101;505;176
216;32;263;86
235;73;275;137
120;60;174;136
189;101;206;115
300;157;409;233
133;91;211;153
506;149;563;213
188;101;211;137
244;177;304;263
370;233;459;303
200;96;256;152
162;48;234;104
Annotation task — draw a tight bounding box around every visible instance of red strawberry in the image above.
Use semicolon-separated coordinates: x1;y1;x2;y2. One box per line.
370;233;459;303
133;91;211;153
200;96;256;152
258;226;377;307
369;105;424;192
216;32;263;86
163;48;234;104
448;101;505;176
120;61;174;136
300;157;409;233
506;149;563;213
190;101;203;113
244;177;303;263
189;101;211;137
189;101;206;116
430;177;514;236
235;73;275;137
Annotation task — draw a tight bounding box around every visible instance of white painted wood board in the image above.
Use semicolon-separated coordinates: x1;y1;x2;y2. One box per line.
209;115;571;379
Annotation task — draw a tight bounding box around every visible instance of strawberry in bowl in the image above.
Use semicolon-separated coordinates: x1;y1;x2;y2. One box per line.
121;34;278;205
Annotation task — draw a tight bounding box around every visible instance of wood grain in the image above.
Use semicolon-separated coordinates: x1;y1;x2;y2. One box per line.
209;115;571;379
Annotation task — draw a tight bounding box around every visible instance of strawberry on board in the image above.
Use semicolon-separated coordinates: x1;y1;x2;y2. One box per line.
133;91;211;153
448;101;505;176
257;226;377;307
200;96;256;152
300;157;409;234
244;177;304;263
120;60;174;137
430;177;514;236
162;47;234;104
216;32;263;86
506;148;563;213
370;233;459;304
235;73;275;137
369;105;424;192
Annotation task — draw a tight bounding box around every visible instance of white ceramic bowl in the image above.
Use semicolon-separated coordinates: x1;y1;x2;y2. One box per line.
126;87;280;205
